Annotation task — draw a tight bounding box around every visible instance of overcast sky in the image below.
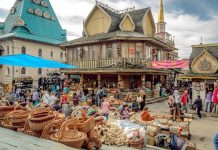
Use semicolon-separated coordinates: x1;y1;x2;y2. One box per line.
1;0;218;59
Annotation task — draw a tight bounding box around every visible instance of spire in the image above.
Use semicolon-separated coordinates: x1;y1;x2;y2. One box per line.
158;0;164;23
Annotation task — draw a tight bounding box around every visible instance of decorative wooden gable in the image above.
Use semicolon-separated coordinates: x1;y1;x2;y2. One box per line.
191;50;218;74
84;5;111;36
142;9;156;36
119;13;135;32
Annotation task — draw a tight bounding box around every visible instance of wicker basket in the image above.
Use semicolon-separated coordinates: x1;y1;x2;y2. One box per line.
50;118;87;149
77;116;95;134
29;107;55;132
88;129;99;142
18;120;42;137
11;103;33;127
94;116;105;126
0;100;16;121
1;111;20;131
128;136;144;149
41;119;64;140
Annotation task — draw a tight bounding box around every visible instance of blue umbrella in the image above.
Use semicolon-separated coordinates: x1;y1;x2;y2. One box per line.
0;54;77;68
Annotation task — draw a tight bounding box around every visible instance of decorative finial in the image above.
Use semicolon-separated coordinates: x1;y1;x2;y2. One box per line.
158;0;164;23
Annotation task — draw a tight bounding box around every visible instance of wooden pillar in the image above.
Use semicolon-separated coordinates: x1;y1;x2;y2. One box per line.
152;74;155;89
142;43;146;58
160;75;163;85
142;74;146;89
97;74;101;88
80;74;84;89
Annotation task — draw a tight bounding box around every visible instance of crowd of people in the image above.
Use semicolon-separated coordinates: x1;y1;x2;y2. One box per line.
166;83;218;119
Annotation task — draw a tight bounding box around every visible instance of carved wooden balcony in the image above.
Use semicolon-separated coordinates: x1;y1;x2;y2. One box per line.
68;58;151;69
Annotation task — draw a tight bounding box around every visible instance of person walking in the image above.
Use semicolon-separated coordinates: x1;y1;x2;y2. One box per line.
101;99;110;120
212;83;218;114
173;87;181;107
41;91;50;105
205;90;212;112
181;90;188;113
96;87;103;107
193;95;202;118
49;92;58;106
32;89;39;106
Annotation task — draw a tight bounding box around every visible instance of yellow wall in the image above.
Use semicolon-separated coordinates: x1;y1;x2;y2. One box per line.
142;11;155;36
120;16;134;31
85;6;110;36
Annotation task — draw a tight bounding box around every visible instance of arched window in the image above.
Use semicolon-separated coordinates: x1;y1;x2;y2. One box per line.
21;47;26;54
7;46;10;55
51;51;53;58
38;68;42;74
60;52;63;59
0;46;5;56
7;67;10;75
38;49;42;57
21;67;26;75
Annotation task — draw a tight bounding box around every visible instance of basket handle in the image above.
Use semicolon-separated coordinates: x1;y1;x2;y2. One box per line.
0;100;10;106
58;118;79;140
35;102;54;112
80;109;87;122
2;111;14;124
13;102;34;111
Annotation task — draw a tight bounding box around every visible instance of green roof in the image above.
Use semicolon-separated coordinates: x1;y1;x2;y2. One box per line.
0;0;66;45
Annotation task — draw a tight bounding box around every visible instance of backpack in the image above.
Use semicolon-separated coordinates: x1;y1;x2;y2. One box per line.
99;91;104;98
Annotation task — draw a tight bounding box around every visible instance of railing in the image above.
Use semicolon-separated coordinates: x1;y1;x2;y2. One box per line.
68;58;151;69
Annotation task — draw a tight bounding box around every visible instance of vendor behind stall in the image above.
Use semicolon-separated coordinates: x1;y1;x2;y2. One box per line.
141;107;155;122
120;104;133;119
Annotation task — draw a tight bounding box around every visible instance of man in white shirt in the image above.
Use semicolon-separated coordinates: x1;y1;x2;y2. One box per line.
48;92;58;105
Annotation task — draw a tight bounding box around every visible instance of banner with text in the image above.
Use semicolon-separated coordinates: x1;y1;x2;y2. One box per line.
152;60;189;69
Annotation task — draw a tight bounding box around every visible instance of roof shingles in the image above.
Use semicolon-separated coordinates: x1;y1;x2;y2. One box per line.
0;0;66;45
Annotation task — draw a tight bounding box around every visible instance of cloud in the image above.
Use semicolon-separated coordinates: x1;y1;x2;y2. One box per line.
58;15;85;25
0;8;9;19
166;12;218;58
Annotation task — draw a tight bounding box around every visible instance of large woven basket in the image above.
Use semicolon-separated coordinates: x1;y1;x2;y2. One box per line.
11;103;33;127
41;119;64;140
0;100;16;121
29;106;55;132
77;117;95;134
128;136;144;149
18;119;42;137
2;111;20;131
50;118;87;149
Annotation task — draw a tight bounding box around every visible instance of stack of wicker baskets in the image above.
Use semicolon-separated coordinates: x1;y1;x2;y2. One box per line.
0;103;103;150
41;119;64;140
0;100;17;122
2;103;32;131
27;106;56;136
50;118;87;149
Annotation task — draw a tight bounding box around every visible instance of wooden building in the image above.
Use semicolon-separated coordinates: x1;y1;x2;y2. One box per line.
178;43;218;100
62;0;178;91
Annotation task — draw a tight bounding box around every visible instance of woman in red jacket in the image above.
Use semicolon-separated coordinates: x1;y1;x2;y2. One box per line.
181;90;188;113
212;84;218;114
